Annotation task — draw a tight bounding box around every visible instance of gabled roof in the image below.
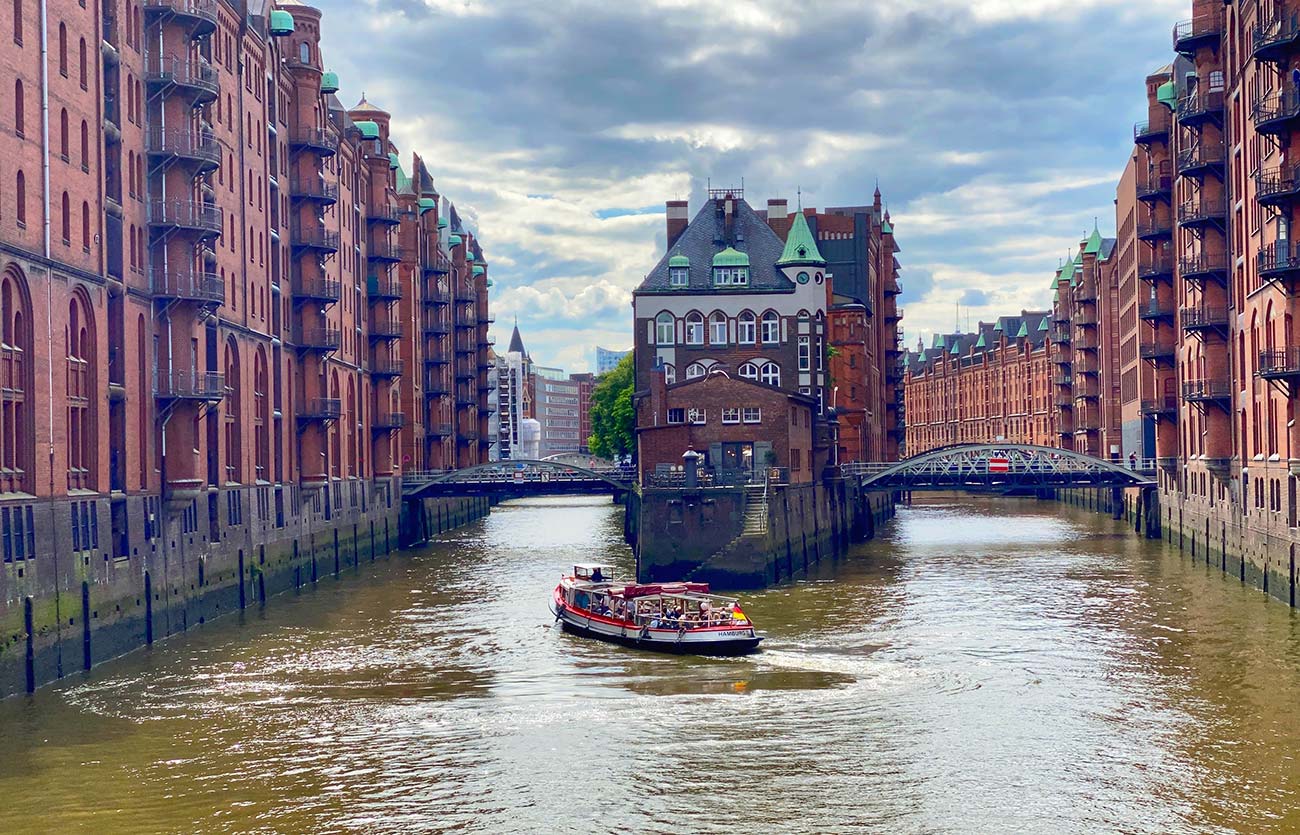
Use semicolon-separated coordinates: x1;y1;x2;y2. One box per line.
507;324;526;355
776;211;825;267
636;198;794;294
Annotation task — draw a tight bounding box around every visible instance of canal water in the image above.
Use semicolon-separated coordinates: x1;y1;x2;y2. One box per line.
1;495;1299;834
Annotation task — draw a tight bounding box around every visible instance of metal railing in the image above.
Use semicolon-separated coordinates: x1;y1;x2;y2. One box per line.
153;369;224;400
1178;198;1227;225
1176;142;1224;173
1258;241;1300;278
1179;252;1229;279
148;199;222;234
1140;397;1179;417
1138;257;1174;280
1252;90;1300;131
367;275;402;300
371;358;404;377
373;413;406;431
1253;13;1300;59
298;397;342;421
145;54;218;98
1259;348;1300;378
287;127;340;155
146;126;220;166
150;268;224;304
1181;306;1229;330
1133;116;1171;142
291;223;340;251
1182;379;1232;401
1174;16;1223;51
291;275;342;302
292;326;341;350
1176;89;1224;121
1138;300;1175;320
289;177;339;203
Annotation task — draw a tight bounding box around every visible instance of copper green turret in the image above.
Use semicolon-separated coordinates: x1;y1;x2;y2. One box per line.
776;211;825;267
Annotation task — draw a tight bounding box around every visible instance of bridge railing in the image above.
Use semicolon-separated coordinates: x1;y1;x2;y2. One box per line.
841;456;1159;480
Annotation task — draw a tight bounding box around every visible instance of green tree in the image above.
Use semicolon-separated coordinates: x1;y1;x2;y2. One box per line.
588;353;635;461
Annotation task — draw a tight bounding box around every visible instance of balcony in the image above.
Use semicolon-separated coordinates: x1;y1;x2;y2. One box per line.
1256;166;1300;208
291;223;340;253
455;366;475;380
145;54;218;103
425;353;450;366
424;379;449;397
1139;342;1176;364
422;251;452;275
1137;217;1173;241
1181;306;1230;336
368;239;405;263
1173;16;1222;54
1138;300;1175;321
1178;198;1227;229
1052;374;1073;386
287;127;339;157
455;312;479;327
371;358;403;378
153;369;224;401
1054;395;1075;409
367;205;402;226
367;275;402;301
1182;378;1232;405
292;275;341;304
1140;397;1179;419
289;177;339;205
372;413;406;432
1179;252;1229;285
1253;14;1300;62
1074;285;1098;304
1176;142;1224;178
424;321;450;337
297;397;342;423
1260;348;1300;380
292;326;341;352
142;0;218;36
1176;89;1224;127
1074;336;1098;351
1074;381;1101;400
427;423;453;437
1138;257;1174;283
369;319;402;341
1052;308;1070;324
1133;116;1171;145
1049;327;1071;344
150;268;224;305
1252;90;1300;136
455;341;475;354
1257;242;1300;286
148;199;222;236
146;126;220;171
423;288;450;306
1136;173;1172;202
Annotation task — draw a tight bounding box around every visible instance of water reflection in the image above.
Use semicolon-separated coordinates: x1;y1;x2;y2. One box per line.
0;494;1297;833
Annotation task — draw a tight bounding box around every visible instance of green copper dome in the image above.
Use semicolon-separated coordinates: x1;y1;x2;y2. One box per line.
437;217;449;229
472;266;485;277
418;197;436;213
355;120;380;140
777;211;826;267
269;9;294;36
486;279;493;288
320;71;339;95
448;234;463;246
388;152;400;170
1157;80;1178;110
668;253;690;268
712;247;750;267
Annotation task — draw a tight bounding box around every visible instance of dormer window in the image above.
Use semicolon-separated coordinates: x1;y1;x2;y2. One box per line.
670;267;689;287
711;247;750;287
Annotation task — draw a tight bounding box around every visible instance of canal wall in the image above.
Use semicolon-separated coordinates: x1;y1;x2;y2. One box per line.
0;480;489;699
629;478;893;590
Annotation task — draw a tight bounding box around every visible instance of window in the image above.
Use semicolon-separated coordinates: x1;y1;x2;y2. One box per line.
78;37;86;88
655;312;674;346
667;408;685;424
713;267;749;286
685;362;708;380
66;294;95;489
14;79;23;137
79;120;88;171
663;363;676;384
12;0;20;44
299;42;310;64
58;22;66;77
742;407;761;423
81;202;89;251
737;310;756;344
688;408;707;424
670;267;689;287
760;362;781;387
761;311;780;344
738;362;758;381
60;192;70;245
684;311;704;345
798;335;811;371
1;269;32;494
59;108;68;160
722;407;740;424
15;171;25;227
709;311;727;345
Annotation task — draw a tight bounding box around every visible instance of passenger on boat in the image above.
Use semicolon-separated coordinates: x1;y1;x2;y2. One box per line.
591;567;604;582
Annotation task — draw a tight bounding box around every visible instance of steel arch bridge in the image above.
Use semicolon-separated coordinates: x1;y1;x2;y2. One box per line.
402;460;635;499
845;444;1156;492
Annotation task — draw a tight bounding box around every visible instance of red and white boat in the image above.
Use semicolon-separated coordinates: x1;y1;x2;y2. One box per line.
551;564;762;655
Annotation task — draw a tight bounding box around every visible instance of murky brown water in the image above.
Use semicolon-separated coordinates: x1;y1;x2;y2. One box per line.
1;494;1299;834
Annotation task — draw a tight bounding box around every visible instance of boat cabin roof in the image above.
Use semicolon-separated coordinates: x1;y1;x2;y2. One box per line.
573;564;616;580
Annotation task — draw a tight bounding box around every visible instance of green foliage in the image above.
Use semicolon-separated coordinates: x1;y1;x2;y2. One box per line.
588;353;636;461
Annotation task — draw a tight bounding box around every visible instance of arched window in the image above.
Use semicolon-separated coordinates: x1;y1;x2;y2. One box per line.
12;0;21;44
738;362;759;381
737;310;756;345
760;362;781;387
662;363;676;385
59;108;69;160
299;42;310;65
224;340;242;483
761;311;780;344
80;202;89;251
701;312;725;347
79;120;88;170
15;170;25;227
58;23;67;76
329;371;342;478
655;311;674;346
78;37;86;89
684;311;704;345
685;362;709;380
137;315;147;489
14;80;23;137
346;378;357;477
66;292;96;490
60;192;70;245
0;268;32;493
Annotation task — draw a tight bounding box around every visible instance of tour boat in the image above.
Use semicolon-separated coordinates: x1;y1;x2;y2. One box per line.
551;564;762;655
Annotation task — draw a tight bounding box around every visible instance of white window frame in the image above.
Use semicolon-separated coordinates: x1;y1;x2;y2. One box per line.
742;407;761;424
709;312;727;345
684;312;704;345
688;407;707;425
670;267;689;287
722;407;740;424
761;311;780;345
667;407;685;424
663;363;676;384
655;312;674;346
685;362;707;380
798;335;811;371
737;311;756;345
738;362;759;381
760;362;780;387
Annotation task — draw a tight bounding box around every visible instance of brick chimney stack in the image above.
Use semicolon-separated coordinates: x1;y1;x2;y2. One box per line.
766;198;790;240
666;201;689;251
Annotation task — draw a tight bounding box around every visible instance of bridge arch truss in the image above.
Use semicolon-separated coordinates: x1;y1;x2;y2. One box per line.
852;444;1155;491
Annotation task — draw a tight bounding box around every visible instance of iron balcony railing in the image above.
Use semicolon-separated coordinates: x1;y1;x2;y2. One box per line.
1181;306;1230;331
1139;300;1175;320
1252;90;1300;134
1173;16;1223;53
146;126;220;168
1049;327;1071;344
367;275;402;300
292;326;341;351
287;127;339;156
148;199;222;234
372;413;406;431
291;223;340;252
423;287;450;305
291;275;341;303
427;423;453;436
1074;284;1098;303
1133;116;1171;143
145;54;218;99
1259;348;1300;379
1179;252;1229;281
424;321;450;337
1139;342;1176;362
1178;198;1227;226
1136;174;1172;200
1256;165;1300;206
1257;241;1300;280
298;397;343;422
1052;374;1074;386
1176;142;1225;175
1137;217;1173;239
371;358;404;377
455;311;478;327
1140;397;1179;417
1182;379;1232;402
150;268;224;304
368;239;406;262
1176;89;1225;124
153;369;224;400
1138;257;1174;281
289;177;339;203
423;251;452;275
1253;13;1300;61
367;205;402;225
369;319;402;340
143;0;219;27
1054;395;1075;409
425;378;450;396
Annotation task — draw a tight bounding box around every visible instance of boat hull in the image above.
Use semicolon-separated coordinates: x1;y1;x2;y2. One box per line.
553;605;762;656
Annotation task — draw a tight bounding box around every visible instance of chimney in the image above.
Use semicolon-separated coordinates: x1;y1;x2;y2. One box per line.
766;198;790;240
666;201;688;251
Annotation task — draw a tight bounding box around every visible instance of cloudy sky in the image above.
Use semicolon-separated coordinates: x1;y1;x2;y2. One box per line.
314;0;1185;371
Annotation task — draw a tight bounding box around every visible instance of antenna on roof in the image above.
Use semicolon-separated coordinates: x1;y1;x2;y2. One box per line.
797;185;802;211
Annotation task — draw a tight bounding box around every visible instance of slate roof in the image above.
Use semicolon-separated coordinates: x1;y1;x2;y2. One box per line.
636;198;795;294
507;325;527;355
908;310;1052;374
